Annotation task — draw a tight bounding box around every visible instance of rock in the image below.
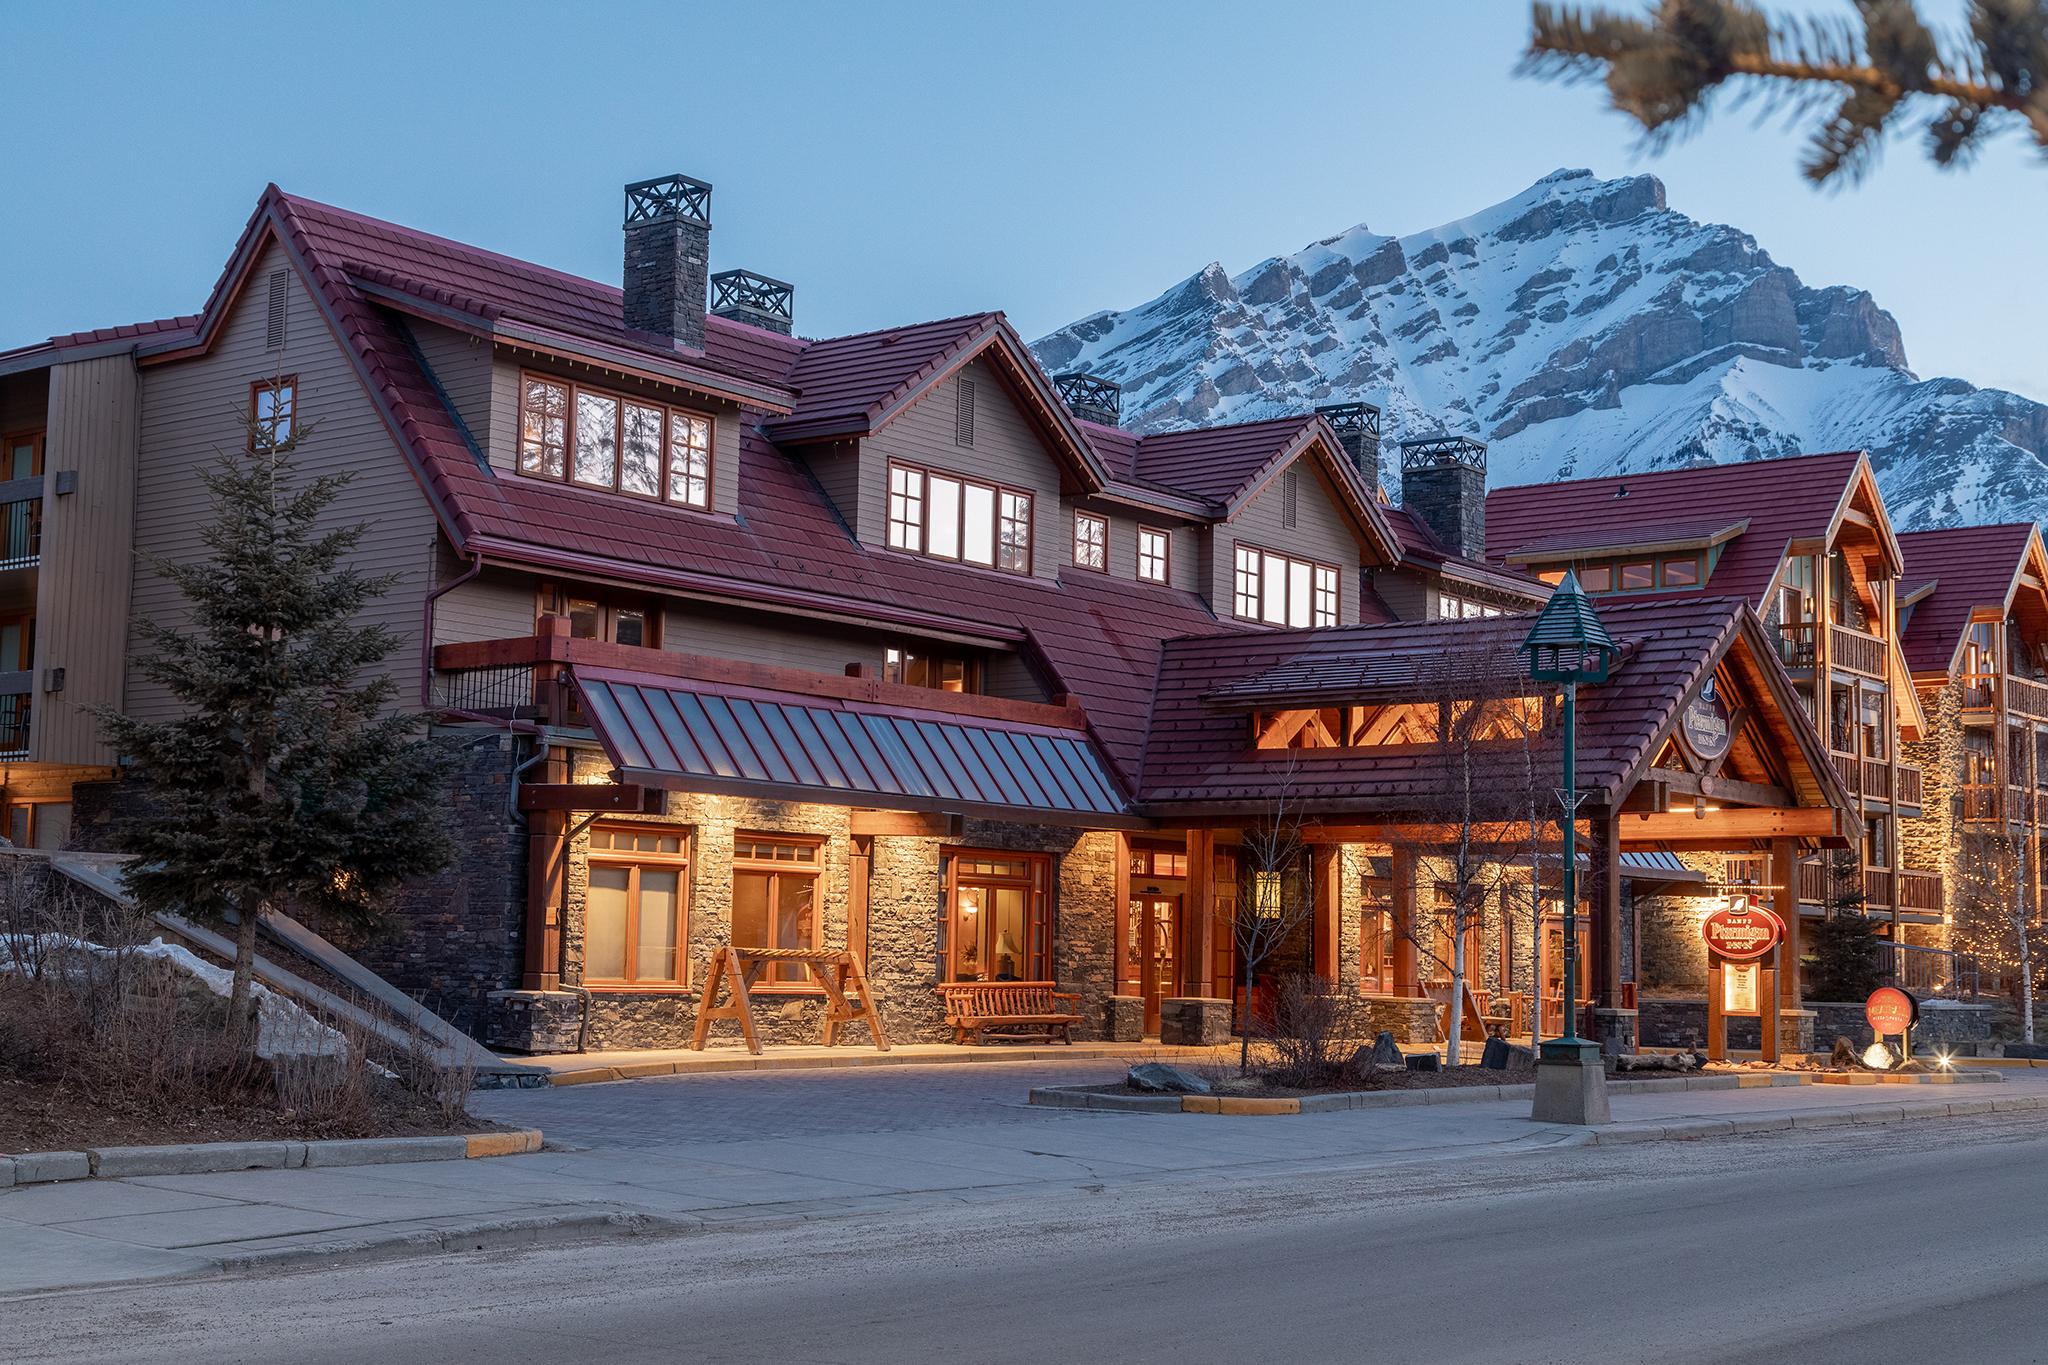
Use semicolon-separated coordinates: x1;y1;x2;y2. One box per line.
1831;1035;1859;1068
1370;1030;1404;1067
1614;1052;1702;1073
1405;1053;1441;1073
1127;1063;1212;1095
1504;1043;1538;1073
1481;1036;1510;1070
2002;1042;2048;1060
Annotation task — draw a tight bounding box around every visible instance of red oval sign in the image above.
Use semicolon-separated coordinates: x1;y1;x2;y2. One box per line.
1700;898;1785;961
1867;986;1915;1035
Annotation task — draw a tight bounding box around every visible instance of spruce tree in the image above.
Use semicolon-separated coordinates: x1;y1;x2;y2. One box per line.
95;415;455;1032
1525;0;2048;184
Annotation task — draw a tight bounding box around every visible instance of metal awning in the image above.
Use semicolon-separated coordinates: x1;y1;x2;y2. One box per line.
573;668;1136;825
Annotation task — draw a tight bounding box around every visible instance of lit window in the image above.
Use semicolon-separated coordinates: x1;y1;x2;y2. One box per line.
884;645;981;694
1235;543;1340;627
251;377;297;452
583;825;689;986
946;849;1050;982
1137;526;1170;583
1073;511;1107;572
1537;569;1566;585
543;586;658;649
886;462;1032;576
732;834;822;984
517;372;715;508
1620;561;1655;591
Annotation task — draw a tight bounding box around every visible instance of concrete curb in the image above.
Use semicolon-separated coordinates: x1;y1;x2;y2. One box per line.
212;1209;673;1277
0;1129;543;1185
1587;1092;2046;1145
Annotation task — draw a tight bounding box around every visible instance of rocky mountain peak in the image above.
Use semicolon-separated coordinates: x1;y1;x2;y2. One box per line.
1031;171;2044;530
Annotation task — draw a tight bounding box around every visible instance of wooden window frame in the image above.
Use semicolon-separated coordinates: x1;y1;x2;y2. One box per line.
1072;510;1108;573
1580;563;1613;593
516;370;716;511
249;376;297;452
1232;541;1341;628
582;824;692;990
1136;525;1171;584
883;460;1034;577
942;848;1052;984
1660;555;1701;588
537;584;662;650
883;644;983;695
1619;560;1656;592
732;832;826;990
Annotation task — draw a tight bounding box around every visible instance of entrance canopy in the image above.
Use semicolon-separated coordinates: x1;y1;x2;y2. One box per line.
574;667;1135;825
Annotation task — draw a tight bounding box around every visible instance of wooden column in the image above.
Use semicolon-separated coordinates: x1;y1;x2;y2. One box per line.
520;747;570;991
1706;957;1727;1062
1773;837;1802;1010
1312;845;1340;981
1758;955;1781;1063
1113;832;1134;997
1590;812;1623;1011
1391;845;1419;997
1184;828;1216;997
847;835;872;970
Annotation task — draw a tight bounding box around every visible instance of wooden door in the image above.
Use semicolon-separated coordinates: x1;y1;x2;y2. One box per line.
1128;894;1182;1035
1539;914;1592;1038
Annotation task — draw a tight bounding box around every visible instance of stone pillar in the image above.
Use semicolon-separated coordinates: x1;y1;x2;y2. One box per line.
1103;995;1145;1042
522;747;570;991
1159;997;1233;1046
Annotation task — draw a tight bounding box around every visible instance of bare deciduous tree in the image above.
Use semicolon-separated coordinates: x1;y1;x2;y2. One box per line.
1227;766;1319;1074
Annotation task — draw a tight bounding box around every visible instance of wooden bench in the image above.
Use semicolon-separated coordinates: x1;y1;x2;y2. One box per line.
937;981;1082;1045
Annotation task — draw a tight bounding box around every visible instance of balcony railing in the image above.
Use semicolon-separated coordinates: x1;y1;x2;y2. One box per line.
1776;621;1818;670
1895;868;1943;914
1829;751;1923;807
1830;624;1887;679
1895;763;1924;808
2010;675;2048;722
1796;860;1942;914
0;489;41;571
1962;783;2030;824
0;672;30;759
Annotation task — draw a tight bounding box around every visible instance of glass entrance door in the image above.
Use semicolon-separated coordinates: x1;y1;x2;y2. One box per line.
1127;895;1182;1035
1539;913;1592;1038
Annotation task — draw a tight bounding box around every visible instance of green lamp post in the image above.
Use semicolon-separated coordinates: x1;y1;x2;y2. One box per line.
1519;571;1620;1121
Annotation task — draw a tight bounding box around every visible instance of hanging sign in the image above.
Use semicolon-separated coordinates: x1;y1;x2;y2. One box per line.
1678;677;1734;763
1866;986;1916;1035
1700;895;1785;961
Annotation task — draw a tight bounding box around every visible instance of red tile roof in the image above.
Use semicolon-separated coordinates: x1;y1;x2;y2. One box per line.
764;313;996;441
1897;523;2042;675
1485;451;1869;607
48;314;202;349
1137;596;1845;818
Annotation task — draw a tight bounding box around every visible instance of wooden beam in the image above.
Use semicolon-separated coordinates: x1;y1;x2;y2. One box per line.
517;782;663;814
848;809;962;838
1644;767;1792;809
1618;807;1849;843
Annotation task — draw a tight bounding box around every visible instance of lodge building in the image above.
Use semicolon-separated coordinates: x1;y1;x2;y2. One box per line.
0;172;2021;1055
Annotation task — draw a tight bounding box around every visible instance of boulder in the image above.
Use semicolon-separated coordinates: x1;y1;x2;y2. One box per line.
1830;1035;1859;1068
1127;1062;1212;1095
1504;1043;1538;1073
1405;1052;1441;1073
1481;1036;1522;1070
1369;1030;1404;1067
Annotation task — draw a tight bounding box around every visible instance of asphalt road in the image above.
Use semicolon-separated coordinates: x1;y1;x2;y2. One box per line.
12;1112;2048;1365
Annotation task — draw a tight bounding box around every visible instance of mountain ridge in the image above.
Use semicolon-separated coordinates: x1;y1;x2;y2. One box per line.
1030;169;2046;531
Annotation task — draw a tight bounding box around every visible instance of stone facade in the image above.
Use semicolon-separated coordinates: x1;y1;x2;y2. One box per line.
1160;996;1233;1046
1899;680;1964;947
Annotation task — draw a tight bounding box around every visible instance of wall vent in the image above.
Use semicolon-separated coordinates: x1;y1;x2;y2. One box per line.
1282;469;1299;528
955;378;976;447
265;269;288;349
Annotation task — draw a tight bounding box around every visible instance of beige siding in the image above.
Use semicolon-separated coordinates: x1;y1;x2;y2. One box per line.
665;603;884;675
409;322;492;443
1068;503;1201;594
432;557;535;646
485;350;743;518
128;241;440;720
802;439;864;538
859;359;1062;581
33;355;138;764
1211;458;1362;625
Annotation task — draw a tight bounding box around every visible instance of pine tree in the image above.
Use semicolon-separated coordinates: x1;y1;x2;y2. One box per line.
1525;0;2048;184
94;414;455;1033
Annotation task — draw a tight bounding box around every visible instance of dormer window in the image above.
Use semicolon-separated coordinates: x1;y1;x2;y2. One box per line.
1137;527;1171;584
1234;544;1338;628
1073;511;1107;572
886;461;1032;575
518;373;713;510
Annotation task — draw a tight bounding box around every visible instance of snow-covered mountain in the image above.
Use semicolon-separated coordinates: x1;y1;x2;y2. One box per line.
1031;169;2046;531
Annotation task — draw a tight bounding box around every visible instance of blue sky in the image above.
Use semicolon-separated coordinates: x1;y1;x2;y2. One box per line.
6;0;2041;399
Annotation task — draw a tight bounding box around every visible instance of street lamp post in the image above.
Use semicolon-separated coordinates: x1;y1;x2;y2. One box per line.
1519;571;1619;1125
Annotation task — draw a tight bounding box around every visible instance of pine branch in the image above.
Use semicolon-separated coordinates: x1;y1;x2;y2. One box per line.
1526;0;2048;183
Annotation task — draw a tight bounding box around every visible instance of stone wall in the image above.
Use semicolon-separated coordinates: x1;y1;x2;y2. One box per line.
1899;681;1962;948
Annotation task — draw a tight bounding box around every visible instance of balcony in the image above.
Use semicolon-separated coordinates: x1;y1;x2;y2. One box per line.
0;480;42;572
1795;861;1943;915
2009;675;2048;722
1962;783;2031;825
1828;751;1923;808
1774;622;1887;679
0;672;30;759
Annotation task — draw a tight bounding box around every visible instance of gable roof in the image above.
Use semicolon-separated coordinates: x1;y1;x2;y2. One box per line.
1381;504;1550;602
1486;451;1870;607
1138;595;1850;822
1898;523;2046;675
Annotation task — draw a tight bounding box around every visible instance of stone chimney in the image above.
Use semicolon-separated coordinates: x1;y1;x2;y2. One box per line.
711;269;795;335
623;173;712;350
1399;433;1489;560
1316;401;1383;495
1054;373;1121;427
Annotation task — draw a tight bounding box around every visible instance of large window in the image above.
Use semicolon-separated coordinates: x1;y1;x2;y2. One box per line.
1137;526;1171;584
945;851;1051;982
518;373;714;509
886;462;1032;574
583;826;689;986
538;585;657;648
884;645;981;693
1436;592;1505;619
732;834;822;984
250;376;296;452
1073;511;1107;572
1233;544;1340;627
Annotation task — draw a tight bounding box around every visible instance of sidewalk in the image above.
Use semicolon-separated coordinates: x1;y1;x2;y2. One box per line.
6;1060;2044;1297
